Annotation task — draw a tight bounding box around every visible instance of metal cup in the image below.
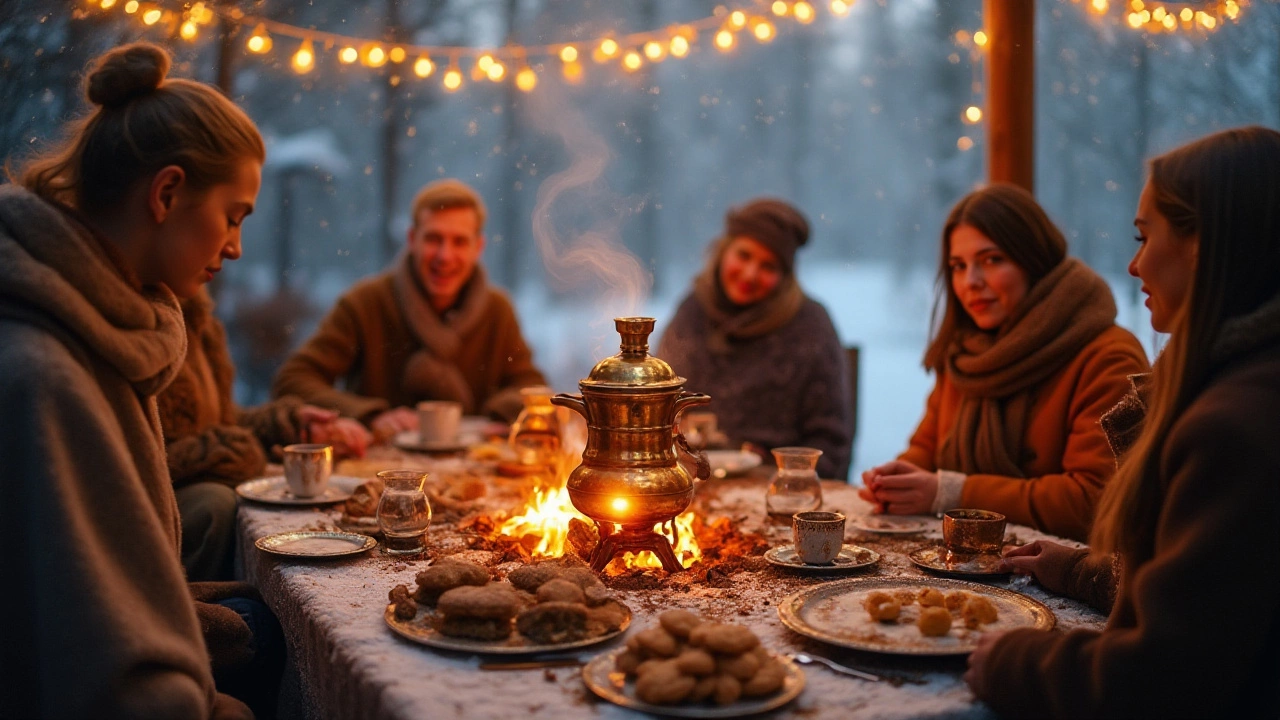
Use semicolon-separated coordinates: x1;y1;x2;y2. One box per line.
416;401;462;444
282;443;333;498
792;510;846;565
942;509;1007;554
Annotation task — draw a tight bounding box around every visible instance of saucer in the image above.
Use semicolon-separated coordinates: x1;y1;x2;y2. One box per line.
704;449;763;478
235;476;361;506
392;431;481;453
848;515;932;534
765;544;880;573
908;544;1010;579
255;530;376;559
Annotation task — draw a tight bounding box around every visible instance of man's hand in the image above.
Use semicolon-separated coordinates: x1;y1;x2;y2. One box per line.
370;407;418;443
1000;540;1081;596
859;459;938;515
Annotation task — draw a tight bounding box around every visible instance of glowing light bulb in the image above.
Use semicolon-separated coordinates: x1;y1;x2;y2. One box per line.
486;61;505;81
1161;13;1175;29
1091;0;1108;14
1130;0;1144;10
611;497;629;512
443;68;462;91
1152;6;1166;21
413;55;435;77
974;30;989;47
142;7;161;25
715;29;735;50
772;1;789;16
957;136;974;151
100;0;117;9
623;51;642;71
794;1;816;23
600;38;619;58
389;46;406;63
1127;12;1143;27
1202;14;1217;29
477;54;495;71
964;105;983;123
559;45;578;63
247;24;271;53
291;40;315;73
124;1;138;14
1225;1;1239;20
339;47;358;64
180;20;198;40
363;44;386;67
830;0;851;17
670;35;690;57
644;40;665;61
729;10;748;29
516;66;537;92
753;20;776;42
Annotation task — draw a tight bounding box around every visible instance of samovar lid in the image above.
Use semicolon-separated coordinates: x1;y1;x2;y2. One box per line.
580;317;686;389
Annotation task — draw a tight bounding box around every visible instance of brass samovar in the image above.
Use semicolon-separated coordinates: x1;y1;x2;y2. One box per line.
552;317;709;572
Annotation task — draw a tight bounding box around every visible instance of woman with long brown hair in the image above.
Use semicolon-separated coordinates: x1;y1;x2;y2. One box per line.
966;126;1280;718
1;44;266;718
859;184;1149;540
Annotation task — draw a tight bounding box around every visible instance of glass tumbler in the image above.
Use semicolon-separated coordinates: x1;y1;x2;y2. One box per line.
765;447;824;518
508;386;562;468
376;470;432;554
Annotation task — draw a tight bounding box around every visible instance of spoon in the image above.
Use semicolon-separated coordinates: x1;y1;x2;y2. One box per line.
786;653;881;682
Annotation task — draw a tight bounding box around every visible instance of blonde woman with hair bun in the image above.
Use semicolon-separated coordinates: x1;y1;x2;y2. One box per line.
1;43;267;719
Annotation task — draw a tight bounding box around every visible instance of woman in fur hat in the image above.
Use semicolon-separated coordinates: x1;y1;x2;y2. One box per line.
966;126;1280;719
859;184;1149;541
0;43;271;718
657;198;853;480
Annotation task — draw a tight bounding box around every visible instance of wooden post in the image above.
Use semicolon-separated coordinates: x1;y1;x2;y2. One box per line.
984;0;1035;191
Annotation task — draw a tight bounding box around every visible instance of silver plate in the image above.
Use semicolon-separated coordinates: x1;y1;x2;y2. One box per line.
385;602;631;655
235;475;362;506
582;647;804;718
778;576;1055;656
704;450;762;478
764;544;880;573
848;515;933;534
392;431;481;454
254;530;377;559
908;545;1010;579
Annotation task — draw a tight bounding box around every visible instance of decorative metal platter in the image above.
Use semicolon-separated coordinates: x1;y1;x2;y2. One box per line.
908;545;1011;579
778;576;1055;656
392;431;481;454
384;602;631;655
582;647;804;719
764;544;880;573
847;515;933;535
704;450;763;478
235;475;362;506
254;530;377;559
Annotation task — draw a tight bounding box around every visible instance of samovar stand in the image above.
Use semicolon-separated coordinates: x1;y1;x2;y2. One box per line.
589;521;685;573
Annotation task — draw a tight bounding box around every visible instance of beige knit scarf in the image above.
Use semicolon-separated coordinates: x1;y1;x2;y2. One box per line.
692;255;804;355
393;253;491;413
937;258;1118;477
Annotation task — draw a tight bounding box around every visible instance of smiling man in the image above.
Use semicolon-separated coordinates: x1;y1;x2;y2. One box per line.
274;179;545;436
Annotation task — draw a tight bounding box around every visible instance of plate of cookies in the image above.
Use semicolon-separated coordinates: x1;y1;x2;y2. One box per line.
777;577;1054;656
582;610;803;718
384;556;632;654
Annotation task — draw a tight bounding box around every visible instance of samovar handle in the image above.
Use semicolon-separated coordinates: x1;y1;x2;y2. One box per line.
551;393;588;422
672;391;711;419
674;431;711;481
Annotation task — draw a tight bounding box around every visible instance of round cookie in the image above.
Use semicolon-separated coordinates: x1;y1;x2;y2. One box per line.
436;584;522;621
658;609;702;639
917;606;952;637
536;578;586;605
691;623;759;655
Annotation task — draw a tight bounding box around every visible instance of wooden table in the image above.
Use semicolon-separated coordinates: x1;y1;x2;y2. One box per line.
237;450;1105;719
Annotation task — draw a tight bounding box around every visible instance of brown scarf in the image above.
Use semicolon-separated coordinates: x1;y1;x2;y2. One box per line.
393;253;491;413
692;244;804;355
937;258;1118;477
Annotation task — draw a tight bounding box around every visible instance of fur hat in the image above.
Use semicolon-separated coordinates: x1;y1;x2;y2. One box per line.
723;198;810;270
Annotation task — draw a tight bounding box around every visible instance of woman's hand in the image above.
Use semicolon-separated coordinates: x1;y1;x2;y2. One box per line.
859;460;937;515
963;630;1007;695
1000;540;1081;596
369;407;418;443
310;417;372;459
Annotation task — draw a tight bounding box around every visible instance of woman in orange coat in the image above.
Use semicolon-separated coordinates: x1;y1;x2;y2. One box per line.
859;184;1149;541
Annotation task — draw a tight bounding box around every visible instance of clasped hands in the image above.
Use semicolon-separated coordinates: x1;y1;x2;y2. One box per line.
297;405;372;458
857;459;938;515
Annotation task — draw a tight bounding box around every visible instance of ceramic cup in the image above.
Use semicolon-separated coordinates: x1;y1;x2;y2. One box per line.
282;443;333;498
416;401;463;444
942;509;1007;554
792;510;846;565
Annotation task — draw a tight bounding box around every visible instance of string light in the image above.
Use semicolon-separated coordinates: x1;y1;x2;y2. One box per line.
247;24;272;54
388;46;406;64
752;19;777;42
486;59;507;81
559;45;578;63
794;2;816;24
292;38;315;74
622;50;643;71
515;65;538;92
715;29;736;51
772;1;789;16
1073;0;1246;34
362;43;386;68
443;56;463;91
413;55;435;78
963;105;983;124
829;0;851;16
123;1;138;14
728;10;748;29
670;34;691;57
99;0;117;9
180;20;199;40
141;7;161;25
973;30;988;47
643;40;666;62
339;46;358;64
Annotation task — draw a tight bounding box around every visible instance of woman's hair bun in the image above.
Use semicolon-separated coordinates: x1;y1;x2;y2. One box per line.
86;42;171;108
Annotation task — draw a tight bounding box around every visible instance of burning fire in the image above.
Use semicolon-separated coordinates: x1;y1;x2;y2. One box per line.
497;482;702;570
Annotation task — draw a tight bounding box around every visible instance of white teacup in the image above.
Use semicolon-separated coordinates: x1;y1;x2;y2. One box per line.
282;443;333;498
792;511;846;565
417;401;462;444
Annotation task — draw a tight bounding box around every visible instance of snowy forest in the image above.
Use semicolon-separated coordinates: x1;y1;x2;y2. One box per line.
4;0;1278;475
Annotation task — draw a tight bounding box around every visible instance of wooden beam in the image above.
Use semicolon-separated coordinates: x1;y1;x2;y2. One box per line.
984;0;1035;191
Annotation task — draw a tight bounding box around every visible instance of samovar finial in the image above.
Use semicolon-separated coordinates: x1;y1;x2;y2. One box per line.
615;317;655;357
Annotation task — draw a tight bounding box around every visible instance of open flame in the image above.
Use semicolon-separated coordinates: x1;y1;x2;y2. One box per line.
496;481;702;571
